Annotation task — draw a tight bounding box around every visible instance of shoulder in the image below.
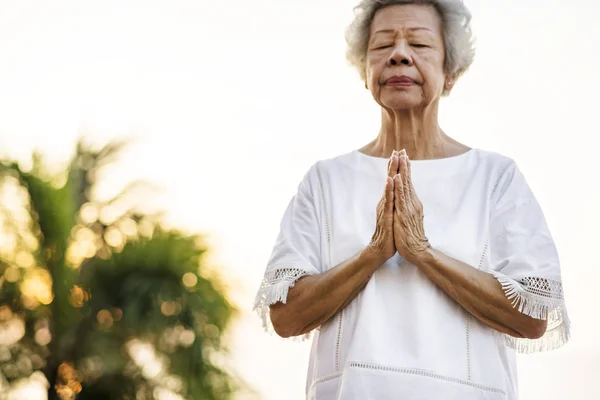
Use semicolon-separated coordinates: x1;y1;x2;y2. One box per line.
473;148;517;176
293;151;359;207
314;150;357;173
303;150;357;185
473;148;523;190
475;148;534;210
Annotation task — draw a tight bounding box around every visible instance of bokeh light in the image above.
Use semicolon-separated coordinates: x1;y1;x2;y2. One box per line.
182;272;198;288
118;217;137;237
20;268;54;307
4;267;20;282
179;329;195;347
96;310;113;329
55;362;82;400
0;317;25;346
68;285;89;308
111;307;123;321
34;327;52;346
78;202;99;225
103;226;124;248
15;251;34;268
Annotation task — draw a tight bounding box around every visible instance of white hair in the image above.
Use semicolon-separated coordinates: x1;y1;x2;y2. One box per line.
345;0;476;95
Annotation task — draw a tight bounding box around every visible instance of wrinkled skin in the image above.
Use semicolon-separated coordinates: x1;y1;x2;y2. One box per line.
369;149;430;264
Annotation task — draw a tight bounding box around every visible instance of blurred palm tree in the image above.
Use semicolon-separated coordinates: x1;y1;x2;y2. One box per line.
0;140;239;399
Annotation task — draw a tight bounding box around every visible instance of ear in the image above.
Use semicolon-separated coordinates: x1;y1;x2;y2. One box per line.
444;75;456;93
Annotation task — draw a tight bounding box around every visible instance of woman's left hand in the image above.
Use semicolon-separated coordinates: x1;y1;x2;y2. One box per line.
393;152;431;263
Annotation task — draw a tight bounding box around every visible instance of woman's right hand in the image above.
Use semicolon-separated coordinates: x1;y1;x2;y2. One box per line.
367;150;399;263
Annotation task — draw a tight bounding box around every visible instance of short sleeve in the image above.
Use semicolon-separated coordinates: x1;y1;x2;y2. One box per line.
253;163;323;338
488;161;570;353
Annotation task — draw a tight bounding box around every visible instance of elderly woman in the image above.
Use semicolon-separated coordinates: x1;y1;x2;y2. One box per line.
253;0;570;399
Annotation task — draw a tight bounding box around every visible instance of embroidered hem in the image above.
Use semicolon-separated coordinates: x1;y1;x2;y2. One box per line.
492;271;571;353
253;267;314;341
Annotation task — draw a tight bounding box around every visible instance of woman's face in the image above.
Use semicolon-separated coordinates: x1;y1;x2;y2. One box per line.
365;4;452;110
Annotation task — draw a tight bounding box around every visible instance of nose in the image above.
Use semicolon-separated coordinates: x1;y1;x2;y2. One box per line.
387;42;413;67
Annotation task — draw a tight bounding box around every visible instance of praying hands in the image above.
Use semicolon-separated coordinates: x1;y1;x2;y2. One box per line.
391;150;431;264
367;149;430;265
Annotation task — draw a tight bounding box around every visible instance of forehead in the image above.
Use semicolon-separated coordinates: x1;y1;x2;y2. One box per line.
370;4;442;36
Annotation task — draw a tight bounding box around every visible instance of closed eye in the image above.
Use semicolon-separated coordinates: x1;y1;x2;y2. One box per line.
411;44;428;48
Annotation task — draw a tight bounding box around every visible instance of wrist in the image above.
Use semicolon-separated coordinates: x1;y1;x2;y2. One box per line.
360;245;392;267
410;244;436;267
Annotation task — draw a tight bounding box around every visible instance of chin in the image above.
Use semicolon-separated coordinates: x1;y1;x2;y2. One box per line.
379;94;422;110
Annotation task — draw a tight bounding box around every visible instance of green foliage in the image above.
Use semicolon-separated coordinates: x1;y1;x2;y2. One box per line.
0;140;239;399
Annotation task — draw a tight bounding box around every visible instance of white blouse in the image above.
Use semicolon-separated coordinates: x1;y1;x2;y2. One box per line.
254;148;570;400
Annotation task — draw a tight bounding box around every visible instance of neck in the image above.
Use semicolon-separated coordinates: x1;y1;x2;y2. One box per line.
363;104;463;160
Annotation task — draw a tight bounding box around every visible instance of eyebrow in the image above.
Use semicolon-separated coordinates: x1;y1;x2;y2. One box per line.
373;27;432;35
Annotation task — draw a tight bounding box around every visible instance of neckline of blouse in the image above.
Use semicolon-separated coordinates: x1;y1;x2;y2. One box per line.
354;148;476;165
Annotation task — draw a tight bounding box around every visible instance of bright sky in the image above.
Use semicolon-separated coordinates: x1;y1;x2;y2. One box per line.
0;0;599;399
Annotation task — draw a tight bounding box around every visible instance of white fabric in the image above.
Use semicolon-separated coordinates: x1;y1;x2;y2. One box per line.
253;148;570;400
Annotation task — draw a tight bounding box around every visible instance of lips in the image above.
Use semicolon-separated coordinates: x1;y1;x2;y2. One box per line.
386;76;415;85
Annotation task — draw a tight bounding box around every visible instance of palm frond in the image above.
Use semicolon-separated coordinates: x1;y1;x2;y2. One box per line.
0;139;242;399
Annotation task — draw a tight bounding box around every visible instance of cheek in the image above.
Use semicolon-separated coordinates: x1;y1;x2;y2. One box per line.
365;61;384;97
365;60;379;84
414;56;445;95
365;66;374;84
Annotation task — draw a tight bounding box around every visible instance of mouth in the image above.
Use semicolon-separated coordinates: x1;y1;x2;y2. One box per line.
385;77;416;86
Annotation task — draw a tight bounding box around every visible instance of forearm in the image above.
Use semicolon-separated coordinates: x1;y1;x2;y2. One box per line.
413;247;547;339
270;247;384;338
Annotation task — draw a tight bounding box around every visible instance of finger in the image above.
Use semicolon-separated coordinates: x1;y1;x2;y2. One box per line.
404;156;413;198
399;155;411;197
384;176;394;215
394;174;405;213
388;153;398;178
382;174;392;200
406;157;421;207
397;150;406;176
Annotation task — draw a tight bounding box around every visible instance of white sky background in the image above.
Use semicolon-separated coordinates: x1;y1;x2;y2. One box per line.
0;0;599;399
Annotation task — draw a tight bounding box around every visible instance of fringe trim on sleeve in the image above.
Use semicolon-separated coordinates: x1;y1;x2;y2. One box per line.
252;267;314;341
492;271;571;353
